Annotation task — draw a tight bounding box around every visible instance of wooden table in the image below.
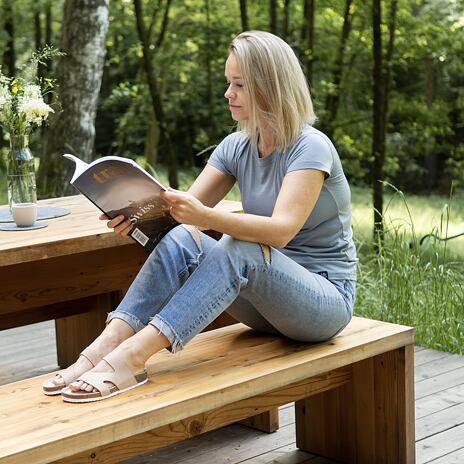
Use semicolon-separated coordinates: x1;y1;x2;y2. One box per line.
0;195;242;368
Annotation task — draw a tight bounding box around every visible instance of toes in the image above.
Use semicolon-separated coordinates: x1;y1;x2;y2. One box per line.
52;375;64;386
69;380;83;391
84;383;94;393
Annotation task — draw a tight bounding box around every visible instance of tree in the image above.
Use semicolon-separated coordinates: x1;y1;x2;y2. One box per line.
269;0;277;34
2;0;15;77
239;0;248;31
372;0;398;244
133;0;178;189
323;0;353;139
301;0;315;84
283;0;291;39
38;0;110;197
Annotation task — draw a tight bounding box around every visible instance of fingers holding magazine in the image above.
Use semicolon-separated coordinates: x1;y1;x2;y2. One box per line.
99;213;133;237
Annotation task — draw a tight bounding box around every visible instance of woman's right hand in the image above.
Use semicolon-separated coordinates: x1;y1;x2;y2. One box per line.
99;213;134;237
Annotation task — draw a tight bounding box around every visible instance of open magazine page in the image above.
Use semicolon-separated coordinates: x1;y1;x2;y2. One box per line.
71;158;178;253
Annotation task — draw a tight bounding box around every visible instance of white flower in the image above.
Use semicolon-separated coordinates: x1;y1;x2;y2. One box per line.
23;84;42;100
0;84;11;107
19;97;54;125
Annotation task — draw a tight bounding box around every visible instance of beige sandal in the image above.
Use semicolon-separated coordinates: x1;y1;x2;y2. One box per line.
61;351;148;403
42;346;101;396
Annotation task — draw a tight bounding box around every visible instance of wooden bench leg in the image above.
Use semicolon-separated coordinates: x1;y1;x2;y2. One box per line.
239;408;280;433
295;345;415;463
55;292;120;368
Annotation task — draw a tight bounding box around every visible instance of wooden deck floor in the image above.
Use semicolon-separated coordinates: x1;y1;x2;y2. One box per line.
1;321;463;464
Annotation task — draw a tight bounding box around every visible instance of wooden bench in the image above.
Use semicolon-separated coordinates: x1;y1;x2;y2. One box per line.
0;316;415;464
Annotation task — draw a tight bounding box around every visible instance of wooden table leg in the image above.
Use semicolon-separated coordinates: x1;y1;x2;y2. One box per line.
55;292;121;368
295;345;415;463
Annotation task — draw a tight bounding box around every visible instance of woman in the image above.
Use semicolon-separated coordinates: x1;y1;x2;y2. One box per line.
43;30;357;402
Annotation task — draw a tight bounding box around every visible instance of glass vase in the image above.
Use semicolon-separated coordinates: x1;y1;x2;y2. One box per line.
7;134;37;212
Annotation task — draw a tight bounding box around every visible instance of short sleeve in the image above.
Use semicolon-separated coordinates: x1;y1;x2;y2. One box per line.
286;133;334;178
207;135;237;177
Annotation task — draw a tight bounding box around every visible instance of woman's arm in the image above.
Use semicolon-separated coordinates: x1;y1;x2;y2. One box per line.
163;169;325;248
187;164;236;207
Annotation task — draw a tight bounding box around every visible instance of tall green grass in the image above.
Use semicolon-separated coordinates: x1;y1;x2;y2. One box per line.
354;185;464;354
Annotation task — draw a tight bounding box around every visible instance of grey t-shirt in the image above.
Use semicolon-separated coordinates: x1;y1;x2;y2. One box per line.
208;125;357;280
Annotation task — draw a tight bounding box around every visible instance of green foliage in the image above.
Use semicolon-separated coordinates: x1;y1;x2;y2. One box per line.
355;186;464;354
2;0;464;194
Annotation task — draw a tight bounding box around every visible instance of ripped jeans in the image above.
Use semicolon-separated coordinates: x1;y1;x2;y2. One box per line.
107;225;356;352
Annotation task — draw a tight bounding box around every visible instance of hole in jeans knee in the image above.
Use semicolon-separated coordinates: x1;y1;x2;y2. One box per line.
181;224;202;251
259;243;271;265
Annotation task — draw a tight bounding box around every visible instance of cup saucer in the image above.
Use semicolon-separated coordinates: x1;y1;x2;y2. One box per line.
0;221;48;231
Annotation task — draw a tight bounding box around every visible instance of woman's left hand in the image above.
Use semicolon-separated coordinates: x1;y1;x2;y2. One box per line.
161;188;211;227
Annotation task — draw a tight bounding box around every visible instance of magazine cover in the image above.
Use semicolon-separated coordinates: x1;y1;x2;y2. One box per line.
64;154;178;253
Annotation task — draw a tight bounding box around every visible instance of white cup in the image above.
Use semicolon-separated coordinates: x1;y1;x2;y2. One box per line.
12;203;38;227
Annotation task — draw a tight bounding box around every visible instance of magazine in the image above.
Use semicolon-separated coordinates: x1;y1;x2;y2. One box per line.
64;154;178;253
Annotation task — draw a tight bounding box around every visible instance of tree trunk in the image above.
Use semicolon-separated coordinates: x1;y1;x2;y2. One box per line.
324;0;353;139
45;1;53;45
239;0;248;31
205;0;217;142
371;0;398;247
372;0;385;245
133;0;178;189
155;0;171;50
144;109;159;169
38;0;110;198
283;0;290;39
269;0;277;34
423;56;437;188
301;0;315;84
2;0;15;77
34;6;46;81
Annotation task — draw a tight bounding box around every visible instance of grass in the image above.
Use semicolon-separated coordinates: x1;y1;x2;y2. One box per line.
353;185;464;354
2;163;463;354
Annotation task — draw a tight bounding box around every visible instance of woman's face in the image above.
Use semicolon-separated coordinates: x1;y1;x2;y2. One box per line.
224;53;250;121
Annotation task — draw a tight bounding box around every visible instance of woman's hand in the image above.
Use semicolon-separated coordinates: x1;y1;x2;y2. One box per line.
161;188;211;227
99;213;133;237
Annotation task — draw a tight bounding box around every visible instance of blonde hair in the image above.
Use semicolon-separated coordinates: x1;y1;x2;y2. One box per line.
229;30;316;150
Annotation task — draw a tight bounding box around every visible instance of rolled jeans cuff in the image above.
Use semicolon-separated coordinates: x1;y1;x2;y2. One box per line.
149;314;184;354
106;310;146;333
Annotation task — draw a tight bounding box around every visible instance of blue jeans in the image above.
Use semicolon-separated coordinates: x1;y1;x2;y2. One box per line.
107;225;355;352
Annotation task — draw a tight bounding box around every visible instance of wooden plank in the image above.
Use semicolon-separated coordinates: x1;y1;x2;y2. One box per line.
127;423;300;464
50;369;350;464
415;366;464;399
0;247;146;317
0;196;242;267
415;354;464;382
424;447;464;464
414;348;451;367
0;317;412;464
238;444;314;464
416;423;464;464
416;383;464;419
295;345;415;463
416;401;464;441
2;318;463;464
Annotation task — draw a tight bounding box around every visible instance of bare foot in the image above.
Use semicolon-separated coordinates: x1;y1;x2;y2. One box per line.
53;331;126;387
69;340;146;392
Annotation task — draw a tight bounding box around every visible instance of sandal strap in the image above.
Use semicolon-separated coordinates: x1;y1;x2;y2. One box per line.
57;348;99;385
75;351;141;397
